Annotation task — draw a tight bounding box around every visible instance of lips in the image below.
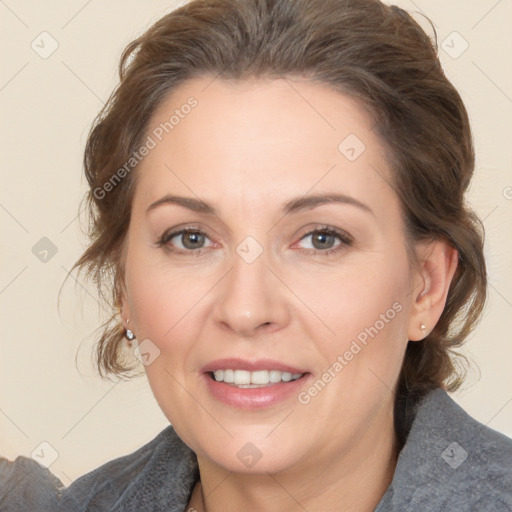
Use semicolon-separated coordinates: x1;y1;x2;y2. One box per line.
201;358;307;375
201;358;310;409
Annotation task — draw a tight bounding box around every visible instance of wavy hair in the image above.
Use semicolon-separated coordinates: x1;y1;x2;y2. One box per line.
70;0;487;443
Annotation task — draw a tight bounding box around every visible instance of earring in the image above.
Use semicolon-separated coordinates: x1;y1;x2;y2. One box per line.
420;323;427;336
125;319;134;340
419;288;428;298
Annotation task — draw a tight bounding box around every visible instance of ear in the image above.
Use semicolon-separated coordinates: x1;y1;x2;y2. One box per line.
407;237;459;341
120;296;131;331
115;276;131;331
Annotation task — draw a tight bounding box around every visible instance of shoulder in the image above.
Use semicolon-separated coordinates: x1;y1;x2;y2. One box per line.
379;388;512;511
0;454;65;512
427;389;512;503
58;425;199;512
418;389;512;477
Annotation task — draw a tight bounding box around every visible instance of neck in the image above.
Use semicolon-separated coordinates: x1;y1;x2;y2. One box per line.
188;404;399;512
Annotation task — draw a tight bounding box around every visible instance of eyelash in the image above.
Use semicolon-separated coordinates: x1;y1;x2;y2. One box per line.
294;226;353;256
156;225;353;257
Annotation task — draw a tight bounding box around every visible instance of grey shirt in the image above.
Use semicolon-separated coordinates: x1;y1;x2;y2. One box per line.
1;388;511;511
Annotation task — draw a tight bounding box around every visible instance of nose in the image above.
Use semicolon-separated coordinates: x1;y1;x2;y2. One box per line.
212;245;291;338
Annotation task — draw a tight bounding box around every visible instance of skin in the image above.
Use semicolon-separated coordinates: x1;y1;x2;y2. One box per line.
120;75;458;511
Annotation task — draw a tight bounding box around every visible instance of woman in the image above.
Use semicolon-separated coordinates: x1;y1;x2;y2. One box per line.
1;0;511;510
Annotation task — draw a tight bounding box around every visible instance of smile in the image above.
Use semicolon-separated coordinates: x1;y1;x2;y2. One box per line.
201;358;310;409
211;369;304;387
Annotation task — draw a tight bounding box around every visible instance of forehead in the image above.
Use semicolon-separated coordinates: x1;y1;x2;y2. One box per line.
134;76;395;213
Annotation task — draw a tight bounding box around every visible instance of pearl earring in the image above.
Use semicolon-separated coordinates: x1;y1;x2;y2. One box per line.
126;319;134;340
420;323;427;334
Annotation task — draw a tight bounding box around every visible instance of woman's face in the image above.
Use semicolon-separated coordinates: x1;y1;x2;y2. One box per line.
121;76;422;474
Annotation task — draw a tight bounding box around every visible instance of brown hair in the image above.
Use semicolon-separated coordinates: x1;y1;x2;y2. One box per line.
71;0;486;438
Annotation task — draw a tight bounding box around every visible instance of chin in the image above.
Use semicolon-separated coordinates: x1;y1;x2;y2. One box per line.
184;425;306;475
203;442;301;475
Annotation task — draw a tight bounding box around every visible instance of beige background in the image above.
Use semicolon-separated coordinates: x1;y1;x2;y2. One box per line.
1;0;511;485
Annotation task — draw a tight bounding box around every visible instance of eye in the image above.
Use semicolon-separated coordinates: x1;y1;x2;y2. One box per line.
156;225;352;257
158;228;214;254
295;226;353;255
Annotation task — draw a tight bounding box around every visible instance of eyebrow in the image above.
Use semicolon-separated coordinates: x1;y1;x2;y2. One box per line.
146;193;374;217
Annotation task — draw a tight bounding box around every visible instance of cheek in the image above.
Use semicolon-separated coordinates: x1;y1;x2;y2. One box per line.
294;255;409;337
125;255;211;340
123;255;214;406
125;261;210;425
293;251;411;387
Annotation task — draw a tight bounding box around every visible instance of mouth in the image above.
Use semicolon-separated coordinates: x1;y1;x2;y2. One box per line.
201;358;310;409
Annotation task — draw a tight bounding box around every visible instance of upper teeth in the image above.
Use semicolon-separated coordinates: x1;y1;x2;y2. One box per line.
213;369;303;387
